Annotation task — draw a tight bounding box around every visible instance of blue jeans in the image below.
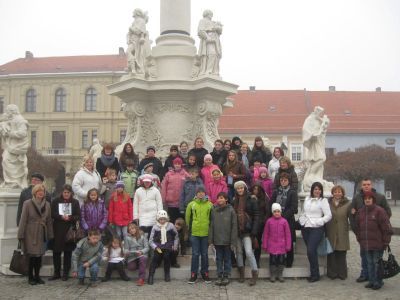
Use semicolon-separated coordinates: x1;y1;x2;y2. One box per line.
215;245;232;277
191;236;209;274
360;248;369;279
365;250;383;286
115;225;127;240
236;236;258;271
301;227;324;279
78;262;99;281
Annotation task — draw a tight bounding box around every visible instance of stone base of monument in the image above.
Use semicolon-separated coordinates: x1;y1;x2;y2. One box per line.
1;232;326;279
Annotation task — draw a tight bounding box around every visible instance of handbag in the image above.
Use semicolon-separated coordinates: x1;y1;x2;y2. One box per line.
317;236;334;256
66;221;85;243
9;242;29;275
378;246;400;279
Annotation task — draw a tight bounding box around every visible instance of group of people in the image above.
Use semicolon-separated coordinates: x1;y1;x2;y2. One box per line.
15;136;393;291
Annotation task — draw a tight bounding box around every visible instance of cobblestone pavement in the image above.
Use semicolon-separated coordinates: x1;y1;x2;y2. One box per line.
1;233;399;300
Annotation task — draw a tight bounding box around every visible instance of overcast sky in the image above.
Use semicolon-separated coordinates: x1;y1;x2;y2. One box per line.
0;0;399;91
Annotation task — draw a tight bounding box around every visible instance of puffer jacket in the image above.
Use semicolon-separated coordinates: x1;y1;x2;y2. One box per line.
185;198;213;237
133;186;163;227
108;191;133;226
262;216;291;255
124;234;149;262
161;168;189;208
233;193;260;237
72;167;103;205
207;178;228;204
201;164;220;192
355;204;392;251
179;177;204;212
209;204;237;246
80;199;108;231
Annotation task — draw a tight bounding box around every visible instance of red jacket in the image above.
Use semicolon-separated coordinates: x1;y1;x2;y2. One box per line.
161;168;189;208
108;191;133;226
355;204;392;251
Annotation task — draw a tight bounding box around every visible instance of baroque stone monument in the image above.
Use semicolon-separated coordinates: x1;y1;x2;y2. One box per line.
301;106;334;193
109;0;238;157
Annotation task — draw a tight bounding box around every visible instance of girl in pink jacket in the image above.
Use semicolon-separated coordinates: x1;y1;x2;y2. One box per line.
256;166;273;200
161;157;188;223
201;154;220;193
262;203;291;283
206;169;228;204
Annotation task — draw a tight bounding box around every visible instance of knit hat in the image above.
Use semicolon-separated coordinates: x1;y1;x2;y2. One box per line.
141;174;153;182
271;203;282;212
157;210;169;220
143;162;154;170
31;172;45;182
259;166;268;174
363;191;376;202
146;145;156;153
204;154;213;162
196;186;206;194
172;157;183;165
170;145;179;152
234;180;247;190
115;180;125;188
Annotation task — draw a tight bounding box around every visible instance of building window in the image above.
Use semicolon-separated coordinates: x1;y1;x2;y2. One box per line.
82;130;89;149
26;88;37;112
55;88;66;112
85;88;97;111
120;129;127;143
0;97;4;113
52;131;66;150
31;131;37;149
92;129;98;141
290;144;303;162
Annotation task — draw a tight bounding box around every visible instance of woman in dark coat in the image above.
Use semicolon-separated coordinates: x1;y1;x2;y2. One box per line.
49;184;81;281
119;142;139;172
271;172;298;267
187;137;208;168
250;136;272;166
223;150;247;201
96;143;120;180
273;156;298;192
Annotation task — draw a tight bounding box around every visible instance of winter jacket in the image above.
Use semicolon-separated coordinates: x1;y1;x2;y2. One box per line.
268;156;280;180
72;167;103;205
208;204;237;246
149;222;179;250
252;184;271;234
162;154;184;178
210;148;227;169
161;168;189;208
200;164;220;192
185;198;213;237
222;160;247;186
120;169;139;198
80;200;108;231
206;178;228;204
50;196;81;252
96;156;120;179
180;177;204;212
138;156;164;180
271;186;298;240
188;147;209;168
133;186;163;227
326;197;351;251
273;166;298;192
18;199;54;256
256;177;273;200
124;234;150;262
250;147;272;166
108;192;133;226
262;216;291;255
16;185;51;226
299;197;332;228
355;204;392;251
233;193;260;237
72;238;103;272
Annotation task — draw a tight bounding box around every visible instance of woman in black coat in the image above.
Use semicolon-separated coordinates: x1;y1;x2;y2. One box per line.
49;184;81;281
96;143;120;180
188;137;208;168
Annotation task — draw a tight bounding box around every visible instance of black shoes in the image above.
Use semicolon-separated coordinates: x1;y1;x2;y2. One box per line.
356;276;368;283
48;274;61;281
307;277;320;283
188;273;197;284
35;277;45;284
201;272;211;284
147;274;154;285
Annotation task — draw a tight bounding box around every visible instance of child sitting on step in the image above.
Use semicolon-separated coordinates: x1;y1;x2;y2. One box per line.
101;237;130;282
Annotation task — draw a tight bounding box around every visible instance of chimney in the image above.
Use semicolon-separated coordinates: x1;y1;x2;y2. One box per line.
249;86;256;91
329;86;336;92
376;87;382;92
118;47;125;56
25;51;34;59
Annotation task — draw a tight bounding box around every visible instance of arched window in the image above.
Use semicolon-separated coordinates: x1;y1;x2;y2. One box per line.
85;88;97;111
26;88;36;112
55;88;66;112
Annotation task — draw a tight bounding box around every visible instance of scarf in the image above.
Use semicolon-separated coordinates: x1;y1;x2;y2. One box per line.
157;221;168;245
32;196;46;215
100;152;116;167
276;185;290;211
235;194;247;233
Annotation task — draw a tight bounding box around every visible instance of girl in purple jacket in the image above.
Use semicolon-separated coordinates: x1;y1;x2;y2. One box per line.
80;188;108;233
262;203;291;283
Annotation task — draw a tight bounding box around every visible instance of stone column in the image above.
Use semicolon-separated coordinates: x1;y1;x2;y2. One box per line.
160;0;191;35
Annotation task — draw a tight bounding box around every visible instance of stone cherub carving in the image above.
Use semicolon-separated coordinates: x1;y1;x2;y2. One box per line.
302;106;334;193
126;8;151;76
197;10;223;76
0;104;29;189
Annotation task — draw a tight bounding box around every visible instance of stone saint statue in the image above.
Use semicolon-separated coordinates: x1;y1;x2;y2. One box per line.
126;8;151;76
88;138;103;163
0;104;29;188
197;10;223;76
302;106;333;193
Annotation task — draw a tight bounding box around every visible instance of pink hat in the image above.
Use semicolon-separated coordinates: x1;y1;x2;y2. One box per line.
204;154;213;161
173;157;183;165
141;174;153;182
259;166;268;174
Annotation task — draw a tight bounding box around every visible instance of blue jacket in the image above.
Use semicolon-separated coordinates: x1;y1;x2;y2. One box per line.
179;177;204;212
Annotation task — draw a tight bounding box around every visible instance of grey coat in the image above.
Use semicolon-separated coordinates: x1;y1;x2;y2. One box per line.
209;204;238;246
18;199;53;256
124;234;149;262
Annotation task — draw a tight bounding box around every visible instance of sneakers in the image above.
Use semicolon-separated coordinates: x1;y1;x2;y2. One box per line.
221;277;230;286
136;278;145;286
201;272;211;284
171;263;181;268
215;277;223;286
188;273;197;284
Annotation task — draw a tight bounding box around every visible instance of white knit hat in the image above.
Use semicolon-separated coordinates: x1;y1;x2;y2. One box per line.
271;203;282;212
234;180;247;190
157;210;169;220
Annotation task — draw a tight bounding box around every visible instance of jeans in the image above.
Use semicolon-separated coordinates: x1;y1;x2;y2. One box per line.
236;236;258;271
365;250;383;286
127;256;148;279
215;245;232;277
360;248;369;279
191;236;209;274
114;225;127;240
78;262;99;281
301;227;324;279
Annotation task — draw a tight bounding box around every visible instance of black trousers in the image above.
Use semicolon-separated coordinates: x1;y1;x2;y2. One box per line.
149;249;171;275
327;250;348;279
28;256;42;279
53;251;72;275
104;262;129;280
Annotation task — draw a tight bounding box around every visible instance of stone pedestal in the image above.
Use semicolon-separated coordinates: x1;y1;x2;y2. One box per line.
0;189;20;273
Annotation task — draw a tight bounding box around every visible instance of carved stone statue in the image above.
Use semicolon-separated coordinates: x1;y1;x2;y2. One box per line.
302;106;334;193
0;104;29;189
88;138;103;163
197;10;222;76
126;8;151;76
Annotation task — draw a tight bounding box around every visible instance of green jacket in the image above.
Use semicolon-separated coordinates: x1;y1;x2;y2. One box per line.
120;170;138;198
185;198;213;237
